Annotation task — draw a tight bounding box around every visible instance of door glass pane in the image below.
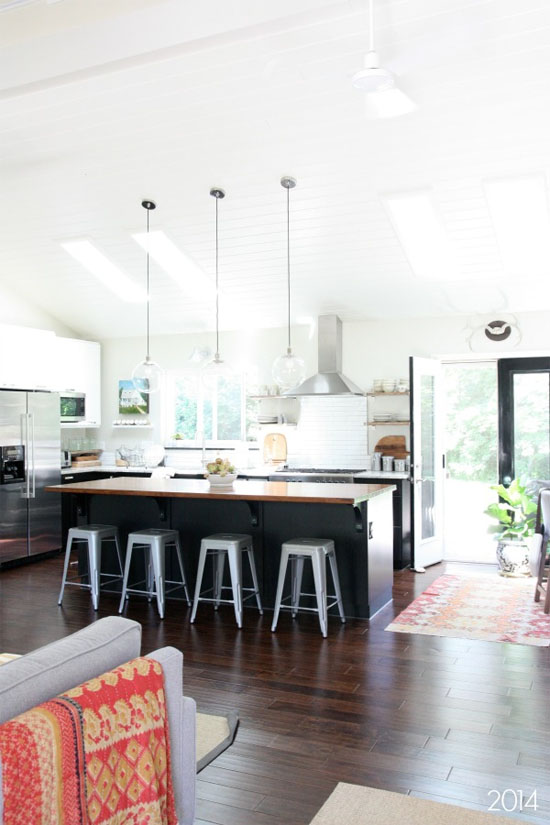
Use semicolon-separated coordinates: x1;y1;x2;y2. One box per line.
444;362;498;562
421;375;435;539
513;373;550;481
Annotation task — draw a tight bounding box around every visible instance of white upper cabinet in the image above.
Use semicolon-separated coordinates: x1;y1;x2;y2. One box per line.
55;337;101;427
0;324;57;391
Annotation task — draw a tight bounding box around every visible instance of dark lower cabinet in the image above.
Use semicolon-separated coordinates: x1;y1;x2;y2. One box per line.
60;471;148;548
355;477;411;570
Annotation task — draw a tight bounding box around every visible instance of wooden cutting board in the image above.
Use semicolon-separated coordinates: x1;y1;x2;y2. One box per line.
374;435;409;458
263;432;287;465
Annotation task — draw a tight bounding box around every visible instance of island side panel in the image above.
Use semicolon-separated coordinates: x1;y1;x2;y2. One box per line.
366;492;394;615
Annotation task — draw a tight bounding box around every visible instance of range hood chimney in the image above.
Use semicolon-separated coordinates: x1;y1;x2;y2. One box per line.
287;315;363;396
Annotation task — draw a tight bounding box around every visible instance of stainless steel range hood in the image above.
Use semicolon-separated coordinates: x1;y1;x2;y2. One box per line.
287;314;363;396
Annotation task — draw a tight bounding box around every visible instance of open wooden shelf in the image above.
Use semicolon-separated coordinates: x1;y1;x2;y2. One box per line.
367;392;409;397
368;420;410;426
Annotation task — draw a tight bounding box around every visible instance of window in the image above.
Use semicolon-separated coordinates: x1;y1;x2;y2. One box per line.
165;371;257;444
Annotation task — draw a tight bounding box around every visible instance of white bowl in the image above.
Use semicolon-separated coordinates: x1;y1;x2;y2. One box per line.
142;444;165;467
207;473;237;487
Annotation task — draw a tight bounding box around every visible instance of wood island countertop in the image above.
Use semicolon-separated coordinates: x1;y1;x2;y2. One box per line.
46;477;395;506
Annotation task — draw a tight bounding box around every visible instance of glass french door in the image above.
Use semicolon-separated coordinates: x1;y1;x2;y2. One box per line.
498;357;550;486
409;356;445;570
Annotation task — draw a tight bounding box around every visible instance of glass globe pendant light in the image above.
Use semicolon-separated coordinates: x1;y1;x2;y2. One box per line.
203;187;231;379
272;176;305;392
132;200;163;394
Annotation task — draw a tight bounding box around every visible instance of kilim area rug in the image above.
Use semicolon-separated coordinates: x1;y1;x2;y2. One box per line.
385;574;550;646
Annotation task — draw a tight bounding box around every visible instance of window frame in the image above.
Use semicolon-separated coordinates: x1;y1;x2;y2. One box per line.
163;368;248;446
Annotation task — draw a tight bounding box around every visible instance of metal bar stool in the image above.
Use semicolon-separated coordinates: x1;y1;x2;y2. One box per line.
190;533;263;628
58;524;123;611
271;538;346;637
118;528;191;619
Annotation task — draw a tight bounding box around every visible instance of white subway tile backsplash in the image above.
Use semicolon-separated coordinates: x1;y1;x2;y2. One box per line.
288;396;368;469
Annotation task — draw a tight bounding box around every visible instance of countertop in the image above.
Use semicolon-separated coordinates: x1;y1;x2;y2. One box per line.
61;465;410;480
61;464;201;476
353;470;410;480
47;477;396;506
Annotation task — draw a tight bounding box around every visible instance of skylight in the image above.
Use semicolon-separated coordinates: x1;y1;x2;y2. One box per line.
483;176;550;278
382;191;457;280
132;230;215;300
61;240;147;303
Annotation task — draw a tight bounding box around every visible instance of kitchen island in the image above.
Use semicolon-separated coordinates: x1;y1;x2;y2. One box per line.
46;478;395;619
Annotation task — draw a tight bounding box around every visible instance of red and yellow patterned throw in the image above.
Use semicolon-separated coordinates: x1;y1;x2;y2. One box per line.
0;657;177;825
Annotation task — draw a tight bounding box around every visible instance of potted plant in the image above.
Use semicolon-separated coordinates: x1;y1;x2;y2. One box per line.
485;478;537;576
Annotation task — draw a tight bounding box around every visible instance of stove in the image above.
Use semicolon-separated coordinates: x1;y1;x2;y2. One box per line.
269;467;361;483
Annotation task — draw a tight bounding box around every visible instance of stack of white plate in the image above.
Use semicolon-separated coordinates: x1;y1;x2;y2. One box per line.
373;413;392;421
382;379;396;392
258;415;278;424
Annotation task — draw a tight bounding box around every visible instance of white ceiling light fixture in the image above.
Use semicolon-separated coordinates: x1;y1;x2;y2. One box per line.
483;175;550;278
383;190;457;281
61;239;147;303
272;176;306;392
132;230;215;300
203;187;231;379
351;0;416;119
132;200;163;394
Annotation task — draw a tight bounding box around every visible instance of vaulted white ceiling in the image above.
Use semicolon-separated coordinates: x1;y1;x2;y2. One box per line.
2;0;550;339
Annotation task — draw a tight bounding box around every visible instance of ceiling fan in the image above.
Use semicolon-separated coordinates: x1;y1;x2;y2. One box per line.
351;0;416;118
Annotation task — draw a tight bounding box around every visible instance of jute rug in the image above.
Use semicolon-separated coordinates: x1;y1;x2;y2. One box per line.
385;573;550;646
196;710;238;772
0;653;238;771
309;783;519;825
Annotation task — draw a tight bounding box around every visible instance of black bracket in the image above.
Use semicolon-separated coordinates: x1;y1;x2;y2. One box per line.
154;498;169;522
75;494;88;520
353;505;364;533
246;501;260;527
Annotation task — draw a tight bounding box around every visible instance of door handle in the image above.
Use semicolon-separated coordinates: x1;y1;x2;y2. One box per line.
30;413;35;498
20;413;30;499
368;521;374;540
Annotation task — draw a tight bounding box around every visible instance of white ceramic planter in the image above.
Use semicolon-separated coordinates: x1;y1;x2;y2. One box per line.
496;539;531;577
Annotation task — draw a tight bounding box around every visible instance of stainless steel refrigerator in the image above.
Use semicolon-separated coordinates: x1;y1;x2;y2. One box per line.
0;390;61;563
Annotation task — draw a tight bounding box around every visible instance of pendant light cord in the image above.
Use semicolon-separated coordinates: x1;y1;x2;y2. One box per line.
215;194;220;357
369;0;375;53
286;183;291;352
146;207;150;360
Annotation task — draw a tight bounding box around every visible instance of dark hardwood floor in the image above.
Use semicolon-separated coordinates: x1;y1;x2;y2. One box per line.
1;557;549;824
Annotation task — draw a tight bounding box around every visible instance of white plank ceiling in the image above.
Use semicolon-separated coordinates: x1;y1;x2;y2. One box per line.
2;0;550;338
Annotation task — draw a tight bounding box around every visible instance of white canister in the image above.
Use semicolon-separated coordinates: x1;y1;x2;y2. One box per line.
393;458;406;472
382;455;394;472
371;452;382;472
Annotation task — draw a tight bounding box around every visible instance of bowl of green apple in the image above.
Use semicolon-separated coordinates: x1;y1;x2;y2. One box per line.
205;458;237;486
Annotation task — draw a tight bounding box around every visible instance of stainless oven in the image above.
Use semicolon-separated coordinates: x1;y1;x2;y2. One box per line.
60;392;86;423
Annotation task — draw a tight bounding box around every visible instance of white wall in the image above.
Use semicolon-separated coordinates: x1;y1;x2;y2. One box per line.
97;310;550;466
0;282;77;337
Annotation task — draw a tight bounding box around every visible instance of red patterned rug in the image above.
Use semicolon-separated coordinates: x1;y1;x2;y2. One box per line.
386;574;550;646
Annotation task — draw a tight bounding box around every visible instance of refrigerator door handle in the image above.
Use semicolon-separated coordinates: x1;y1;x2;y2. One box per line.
20;412;30;499
30;412;36;498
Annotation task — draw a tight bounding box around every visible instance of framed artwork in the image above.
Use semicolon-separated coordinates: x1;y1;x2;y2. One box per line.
118;379;149;415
